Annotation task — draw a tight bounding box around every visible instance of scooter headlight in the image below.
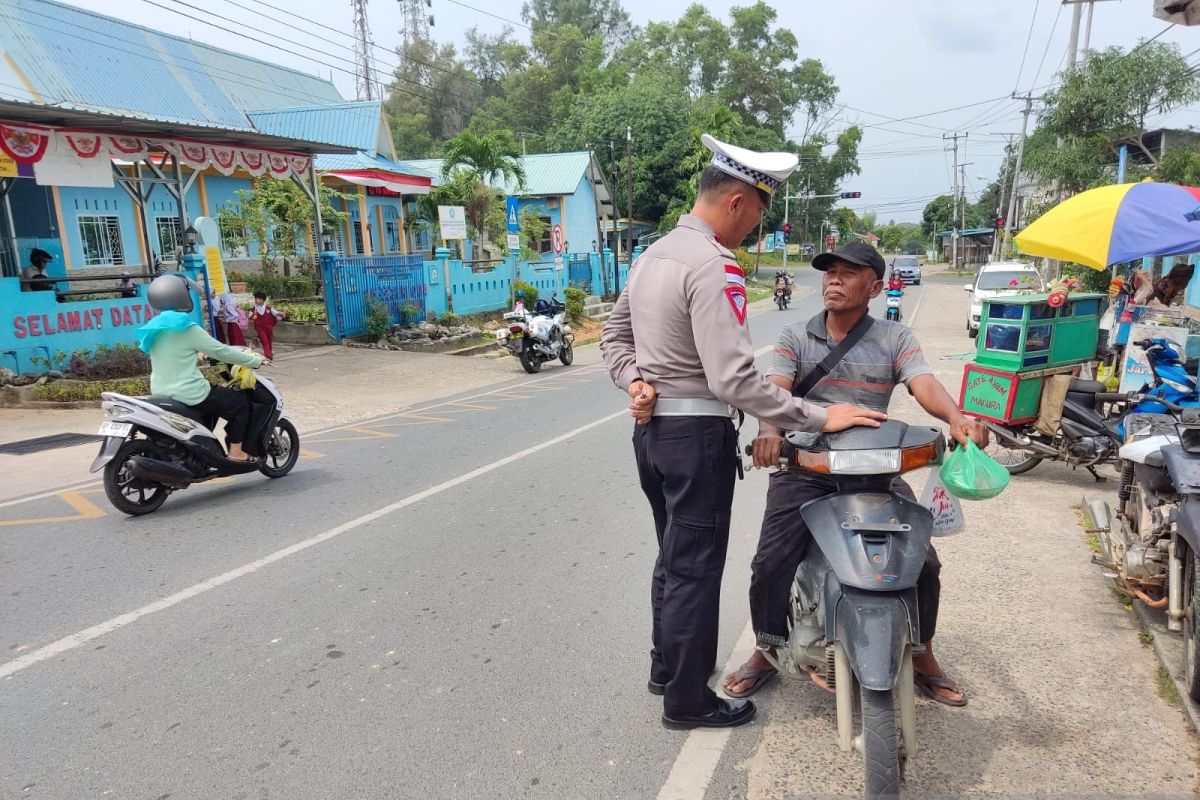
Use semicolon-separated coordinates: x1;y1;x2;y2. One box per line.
829;449;901;475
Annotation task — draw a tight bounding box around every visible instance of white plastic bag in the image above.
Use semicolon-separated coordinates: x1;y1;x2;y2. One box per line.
920;470;965;537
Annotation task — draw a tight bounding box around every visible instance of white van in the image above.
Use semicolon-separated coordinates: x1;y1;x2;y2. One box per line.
964;261;1045;338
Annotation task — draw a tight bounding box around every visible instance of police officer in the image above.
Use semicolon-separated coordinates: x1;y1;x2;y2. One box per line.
600;134;885;730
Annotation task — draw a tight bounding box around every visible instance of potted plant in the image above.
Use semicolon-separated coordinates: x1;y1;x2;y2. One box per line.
228;271;248;294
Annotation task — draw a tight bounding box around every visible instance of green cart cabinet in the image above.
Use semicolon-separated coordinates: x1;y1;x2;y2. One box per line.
976;293;1105;372
959;363;1080;424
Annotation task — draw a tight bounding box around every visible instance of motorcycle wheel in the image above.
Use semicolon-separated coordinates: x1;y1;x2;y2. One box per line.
103;439;171;516
968;326;978;340
519;348;542;374
1184;549;1200;702
259;419;300;479
559;339;574;366
984;429;1043;475
776;294;785;310
861;687;901;800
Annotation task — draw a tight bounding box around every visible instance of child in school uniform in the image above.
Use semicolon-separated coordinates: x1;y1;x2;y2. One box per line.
250;291;285;359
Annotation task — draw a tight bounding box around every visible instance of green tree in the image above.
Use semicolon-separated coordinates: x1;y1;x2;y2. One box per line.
1157;146;1200;186
385;38;482;158
878;223;905;253
218;178;348;276
921;195;954;239
440;129;527;189
1024;41;1200;192
522;0;635;51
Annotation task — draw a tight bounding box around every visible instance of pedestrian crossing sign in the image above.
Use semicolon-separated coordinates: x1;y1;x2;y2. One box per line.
506;196;520;233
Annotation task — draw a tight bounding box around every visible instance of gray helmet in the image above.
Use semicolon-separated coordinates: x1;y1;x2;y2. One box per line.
147;274;200;313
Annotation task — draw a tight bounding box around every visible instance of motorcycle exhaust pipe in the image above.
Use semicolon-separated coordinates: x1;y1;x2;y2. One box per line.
984;423;1060;456
127;455;193;487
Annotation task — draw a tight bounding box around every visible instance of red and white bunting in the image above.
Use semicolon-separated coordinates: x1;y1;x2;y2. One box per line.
267;152;290;177
289;155;310;177
209;146;238;176
0;123;50;163
238;148;267;177
62;132;104;159
107;136;149;159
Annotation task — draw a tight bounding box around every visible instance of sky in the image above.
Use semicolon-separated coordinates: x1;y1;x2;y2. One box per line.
56;0;1200;224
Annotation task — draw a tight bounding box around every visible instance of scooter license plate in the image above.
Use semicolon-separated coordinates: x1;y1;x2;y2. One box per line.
97;421;132;438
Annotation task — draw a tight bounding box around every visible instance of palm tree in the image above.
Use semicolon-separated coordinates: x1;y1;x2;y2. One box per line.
440;131;526;258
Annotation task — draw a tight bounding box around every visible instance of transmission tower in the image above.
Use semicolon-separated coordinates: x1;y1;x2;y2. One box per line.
400;0;434;51
352;0;380;101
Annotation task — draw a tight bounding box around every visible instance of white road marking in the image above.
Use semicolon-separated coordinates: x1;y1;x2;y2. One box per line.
656;623;756;800
0;408;629;679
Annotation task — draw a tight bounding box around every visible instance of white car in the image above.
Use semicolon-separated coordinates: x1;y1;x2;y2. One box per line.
964;261;1045;338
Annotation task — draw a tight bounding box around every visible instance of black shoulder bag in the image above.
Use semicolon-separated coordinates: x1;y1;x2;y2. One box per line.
791;315;874;398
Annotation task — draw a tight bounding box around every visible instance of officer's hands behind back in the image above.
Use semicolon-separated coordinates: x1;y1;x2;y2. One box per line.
822;403;887;432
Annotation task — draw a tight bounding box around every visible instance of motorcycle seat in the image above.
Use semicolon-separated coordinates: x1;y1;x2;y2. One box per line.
1163;444;1200;494
146;396;210;425
1069;378;1105;394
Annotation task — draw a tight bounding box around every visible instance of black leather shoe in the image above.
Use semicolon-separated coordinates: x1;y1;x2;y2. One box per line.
662;698;756;730
648;680;666;696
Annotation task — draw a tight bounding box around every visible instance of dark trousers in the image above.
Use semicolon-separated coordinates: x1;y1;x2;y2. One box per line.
749;471;941;647
193;385;252;445
633;416;737;716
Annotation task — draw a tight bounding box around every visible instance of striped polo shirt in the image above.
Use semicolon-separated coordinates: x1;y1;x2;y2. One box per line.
767;313;933;415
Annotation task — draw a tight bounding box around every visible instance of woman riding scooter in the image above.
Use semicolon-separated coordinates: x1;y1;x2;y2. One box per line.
137;274;264;462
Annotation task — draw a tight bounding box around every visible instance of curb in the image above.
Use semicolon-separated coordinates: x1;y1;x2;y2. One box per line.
1080;495;1200;734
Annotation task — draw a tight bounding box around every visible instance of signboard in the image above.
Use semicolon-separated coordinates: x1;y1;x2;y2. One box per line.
801;243;815;256
34;141;114;188
438;205;467;240
368;186;404;197
555;255;564;271
774;231;785;249
551;223;564;254
204;246;228;295
762;235;775;253
506;196;520;233
825;234;836;249
0;152;16;177
506;233;521;251
1120;323;1189;393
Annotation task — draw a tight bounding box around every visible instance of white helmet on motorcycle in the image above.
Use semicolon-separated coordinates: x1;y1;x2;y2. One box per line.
147;274;202;313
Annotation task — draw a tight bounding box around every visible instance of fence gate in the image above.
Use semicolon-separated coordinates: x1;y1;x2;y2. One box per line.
567;255;592;294
322;254;427;341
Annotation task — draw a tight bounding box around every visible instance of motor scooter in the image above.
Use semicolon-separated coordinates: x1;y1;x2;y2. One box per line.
90;361;298;515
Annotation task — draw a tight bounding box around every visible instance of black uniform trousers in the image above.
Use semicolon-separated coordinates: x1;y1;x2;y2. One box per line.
749;470;942;647
633;416;737;717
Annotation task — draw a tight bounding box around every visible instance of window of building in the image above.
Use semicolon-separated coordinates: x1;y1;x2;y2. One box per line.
155;216;183;258
352;223;365;255
384;221;400;252
78;214;125;266
536;215;553;253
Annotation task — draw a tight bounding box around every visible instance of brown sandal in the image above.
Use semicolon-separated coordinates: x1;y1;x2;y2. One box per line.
914;672;967;707
722;664;778;698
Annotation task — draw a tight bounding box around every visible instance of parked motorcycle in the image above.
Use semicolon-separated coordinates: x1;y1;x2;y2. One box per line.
982;339;1197;478
885;289;903;322
751;421;946;799
90;362;299;516
494;295;574;374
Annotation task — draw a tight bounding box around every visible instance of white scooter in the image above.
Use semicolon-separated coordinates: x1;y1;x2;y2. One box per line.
495;295;574;374
90;360;299;516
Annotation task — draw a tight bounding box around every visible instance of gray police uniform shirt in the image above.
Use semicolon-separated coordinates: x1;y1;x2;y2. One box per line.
600;214;828;432
767;314;934;419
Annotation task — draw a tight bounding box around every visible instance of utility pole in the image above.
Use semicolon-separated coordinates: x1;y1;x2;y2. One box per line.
626;126;633;261
1005;94;1036;257
782;183;790;270
990;133;1018;261
943;132;963;269
1067;0;1084;71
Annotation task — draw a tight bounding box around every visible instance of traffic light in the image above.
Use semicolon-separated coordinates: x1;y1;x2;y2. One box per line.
839;191;862;199
782;223;792;242
995;215;1005;229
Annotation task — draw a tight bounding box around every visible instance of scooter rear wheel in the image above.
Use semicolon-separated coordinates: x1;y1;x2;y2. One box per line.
103;439;171;516
520;348;542;374
260;418;300;478
984;429;1044;475
861;687;901;799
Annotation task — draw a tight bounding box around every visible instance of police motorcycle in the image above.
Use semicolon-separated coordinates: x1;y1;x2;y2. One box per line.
749;420;946;799
982;338;1198;478
495;294;574;374
774;270;793;310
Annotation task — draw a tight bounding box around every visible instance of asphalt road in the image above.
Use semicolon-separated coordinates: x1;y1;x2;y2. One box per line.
2;266;915;799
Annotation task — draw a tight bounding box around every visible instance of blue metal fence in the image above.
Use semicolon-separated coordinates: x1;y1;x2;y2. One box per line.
568;255;592;294
321;253;427;341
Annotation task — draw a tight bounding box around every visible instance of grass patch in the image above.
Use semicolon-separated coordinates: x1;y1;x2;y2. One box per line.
1139;625;1156;646
1157;664;1182;706
1112;587;1135;610
1086;532;1103;555
30;376;150;402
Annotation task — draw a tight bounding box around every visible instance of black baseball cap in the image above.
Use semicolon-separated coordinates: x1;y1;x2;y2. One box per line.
812;242;886;279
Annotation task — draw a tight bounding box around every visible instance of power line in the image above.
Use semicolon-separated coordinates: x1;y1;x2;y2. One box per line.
1014;0;1044;93
1029;1;1065;91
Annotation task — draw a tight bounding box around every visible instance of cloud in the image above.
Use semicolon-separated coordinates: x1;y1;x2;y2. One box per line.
912;2;1018;54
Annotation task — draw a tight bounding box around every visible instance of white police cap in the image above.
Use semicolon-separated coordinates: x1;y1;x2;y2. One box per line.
701;133;799;197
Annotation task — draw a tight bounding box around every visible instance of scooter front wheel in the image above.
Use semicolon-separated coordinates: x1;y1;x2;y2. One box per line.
260;418;300;478
861;687;901;799
104;439;171;516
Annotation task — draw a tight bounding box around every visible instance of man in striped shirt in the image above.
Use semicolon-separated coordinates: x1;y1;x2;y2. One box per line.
723;243;988;707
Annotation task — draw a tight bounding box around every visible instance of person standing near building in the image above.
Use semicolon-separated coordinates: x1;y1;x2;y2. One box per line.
250;291;285;360
20;248;57;292
600;134;885;731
